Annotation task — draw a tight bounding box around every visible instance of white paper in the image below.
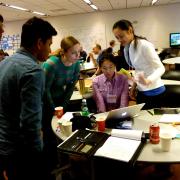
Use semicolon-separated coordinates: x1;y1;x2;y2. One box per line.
111;129;143;141
57;112;73;124
94;136;141;162
159;114;180;123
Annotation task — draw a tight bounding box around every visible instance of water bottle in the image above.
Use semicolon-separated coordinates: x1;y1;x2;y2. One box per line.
81;99;90;116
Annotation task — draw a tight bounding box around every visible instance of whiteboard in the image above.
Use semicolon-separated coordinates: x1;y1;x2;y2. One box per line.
55;24;106;53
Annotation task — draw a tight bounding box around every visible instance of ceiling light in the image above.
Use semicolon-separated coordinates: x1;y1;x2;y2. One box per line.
33;11;46;16
151;0;158;5
83;0;91;4
8;5;27;11
90;4;98;10
0;2;48;16
82;0;98;11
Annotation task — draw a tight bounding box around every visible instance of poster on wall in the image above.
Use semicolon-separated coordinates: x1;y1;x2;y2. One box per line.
57;24;106;53
0;34;21;54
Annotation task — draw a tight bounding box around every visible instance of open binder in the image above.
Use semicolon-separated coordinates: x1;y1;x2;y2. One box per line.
57;129;146;165
94;129;146;165
57;129;109;157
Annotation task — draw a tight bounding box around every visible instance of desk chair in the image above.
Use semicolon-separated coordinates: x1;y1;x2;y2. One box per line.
175;64;180;70
162;85;180;107
162;70;180;81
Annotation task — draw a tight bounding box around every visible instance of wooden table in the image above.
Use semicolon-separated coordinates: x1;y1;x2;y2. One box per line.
163;57;180;65
163;57;180;70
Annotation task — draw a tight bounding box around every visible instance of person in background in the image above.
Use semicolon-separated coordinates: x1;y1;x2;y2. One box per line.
115;45;129;71
113;19;165;109
0;17;57;180
109;40;116;53
0;14;4;40
0;50;9;61
49;48;64;57
0;49;5;61
88;43;102;67
42;36;81;180
93;52;129;113
80;45;87;62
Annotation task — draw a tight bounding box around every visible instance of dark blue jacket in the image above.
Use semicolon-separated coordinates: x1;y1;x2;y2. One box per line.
0;48;45;155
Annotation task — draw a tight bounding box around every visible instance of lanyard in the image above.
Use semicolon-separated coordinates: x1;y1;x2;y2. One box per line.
126;45;135;71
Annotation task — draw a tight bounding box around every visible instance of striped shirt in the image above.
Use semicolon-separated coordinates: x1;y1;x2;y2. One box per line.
93;73;129;113
42;55;80;110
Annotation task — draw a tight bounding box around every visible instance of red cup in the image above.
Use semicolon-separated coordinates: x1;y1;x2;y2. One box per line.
97;118;105;132
54;106;64;119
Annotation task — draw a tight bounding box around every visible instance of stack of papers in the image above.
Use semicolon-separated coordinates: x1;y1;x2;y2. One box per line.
94;129;143;162
159;114;180;123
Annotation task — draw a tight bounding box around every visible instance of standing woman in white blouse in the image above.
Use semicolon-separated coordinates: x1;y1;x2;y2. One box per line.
113;19;165;109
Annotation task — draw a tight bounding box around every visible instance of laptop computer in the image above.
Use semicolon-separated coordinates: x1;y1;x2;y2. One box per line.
105;103;145;129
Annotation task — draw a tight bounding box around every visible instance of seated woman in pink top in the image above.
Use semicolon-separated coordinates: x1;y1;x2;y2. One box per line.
93;52;129;113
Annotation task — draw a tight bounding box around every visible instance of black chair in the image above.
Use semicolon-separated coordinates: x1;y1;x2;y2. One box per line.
161;85;180;107
175;64;180;70
161;70;180;107
162;70;180;81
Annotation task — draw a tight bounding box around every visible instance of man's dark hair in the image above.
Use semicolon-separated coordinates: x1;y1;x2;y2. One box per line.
0;15;3;22
96;44;101;50
109;40;115;46
21;17;57;48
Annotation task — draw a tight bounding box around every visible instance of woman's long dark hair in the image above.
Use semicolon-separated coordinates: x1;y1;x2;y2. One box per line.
113;19;146;50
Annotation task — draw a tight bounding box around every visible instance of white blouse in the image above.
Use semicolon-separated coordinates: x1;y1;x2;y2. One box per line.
124;39;165;92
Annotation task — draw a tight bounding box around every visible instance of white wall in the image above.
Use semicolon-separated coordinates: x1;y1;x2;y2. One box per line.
3;3;180;54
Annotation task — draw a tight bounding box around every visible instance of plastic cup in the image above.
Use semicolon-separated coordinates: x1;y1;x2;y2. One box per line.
79;78;85;95
55;106;64;119
96;118;105;132
160;133;172;152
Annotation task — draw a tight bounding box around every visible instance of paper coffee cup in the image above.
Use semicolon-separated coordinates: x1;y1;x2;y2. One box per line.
55;106;64;119
160;133;172;152
96;118;105;132
61;121;72;137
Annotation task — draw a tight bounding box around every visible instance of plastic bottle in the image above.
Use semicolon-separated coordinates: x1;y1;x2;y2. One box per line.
81;99;90;116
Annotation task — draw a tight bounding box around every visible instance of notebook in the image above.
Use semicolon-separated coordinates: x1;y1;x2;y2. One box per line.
159;114;180;123
94;129;145;164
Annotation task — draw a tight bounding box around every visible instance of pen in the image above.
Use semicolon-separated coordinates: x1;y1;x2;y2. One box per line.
172;122;180;126
147;110;153;116
84;133;92;139
75;142;84;151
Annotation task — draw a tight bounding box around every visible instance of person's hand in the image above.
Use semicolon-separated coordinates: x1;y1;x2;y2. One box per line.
91;74;96;78
138;74;152;86
135;72;152;86
89;53;94;59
